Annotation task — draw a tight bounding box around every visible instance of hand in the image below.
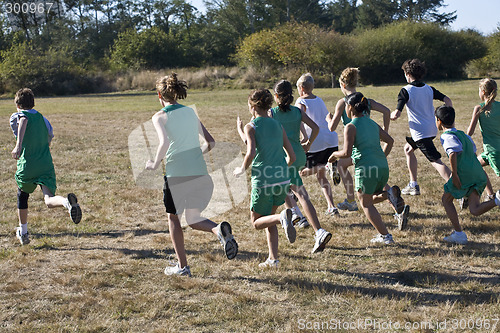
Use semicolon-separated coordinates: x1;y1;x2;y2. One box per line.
325;113;333;122
328;154;337;164
390;110;400;121
452;174;462;190
237;116;243;129
233;166;245;177
11;146;21;160
145;160;157;170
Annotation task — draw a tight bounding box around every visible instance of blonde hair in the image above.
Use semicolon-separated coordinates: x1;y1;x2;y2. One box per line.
156;73;188;101
339;67;359;88
479;78;497;115
296;73;314;91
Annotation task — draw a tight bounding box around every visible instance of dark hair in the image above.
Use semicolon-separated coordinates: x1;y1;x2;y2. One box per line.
156;72;188;101
346;92;369;115
435;105;455;127
402;59;427;81
274;80;293;112
249;89;273;111
15;88;35;109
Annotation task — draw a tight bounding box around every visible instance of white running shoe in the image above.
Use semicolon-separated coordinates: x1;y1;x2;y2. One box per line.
327;162;341;186
443;231;468;245
258;258;279;268
164;263;191;277
67;193;82;224
370;233;394;245
395;205;410;231
337;199;358;211
215;221;238;260
280;209;296;243
311;229;332;253
458;197;469;210
15;227;30;245
295;217;309;228
291;213;301;225
325;207;340;216
401;184;420;195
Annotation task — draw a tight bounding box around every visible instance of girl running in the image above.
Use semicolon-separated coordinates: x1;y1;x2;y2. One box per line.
146;73;238;277
329;92;402;244
234;89;296;268
466;78;500;201
271;80;332;253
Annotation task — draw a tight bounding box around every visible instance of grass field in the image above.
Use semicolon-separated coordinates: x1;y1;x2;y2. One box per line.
0;80;499;332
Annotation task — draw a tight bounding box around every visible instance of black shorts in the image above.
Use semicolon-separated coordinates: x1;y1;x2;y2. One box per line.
305;146;338;169
163;175;213;215
406;136;441;162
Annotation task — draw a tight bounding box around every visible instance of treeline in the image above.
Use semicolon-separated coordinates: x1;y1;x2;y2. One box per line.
0;0;498;95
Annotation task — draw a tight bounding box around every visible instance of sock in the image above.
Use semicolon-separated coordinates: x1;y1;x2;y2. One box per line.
20;223;28;234
316;228;324;236
347;198;355;203
495;195;500;207
291;206;303;218
409;181;418;187
63;198;71;210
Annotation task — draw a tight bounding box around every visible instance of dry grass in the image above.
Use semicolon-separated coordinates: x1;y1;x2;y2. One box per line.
0;80;499;332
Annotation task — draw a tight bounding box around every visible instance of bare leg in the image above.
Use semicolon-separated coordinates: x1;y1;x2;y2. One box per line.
18;209;28;225
338;158;355;201
357;191;389;235
468;190;497;216
299;165;323;177
185;208;218;234
404;143;418;183
266;225;279;261
168;213;188;268
441;192;461;232
316;167;335;208
291;184;320;232
431;159;452;182
41;185;68;208
478;156;494;196
373;191;387;204
252;206;280;260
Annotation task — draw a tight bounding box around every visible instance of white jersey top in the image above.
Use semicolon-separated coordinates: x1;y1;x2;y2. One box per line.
404;84;437;141
295;96;338;153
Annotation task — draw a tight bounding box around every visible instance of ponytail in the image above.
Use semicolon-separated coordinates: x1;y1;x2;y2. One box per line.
274;80;293;112
156;72;188;101
346;92;369;115
479;78;497;116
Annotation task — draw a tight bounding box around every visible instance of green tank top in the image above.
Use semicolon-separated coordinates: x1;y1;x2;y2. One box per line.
444;129;487;190
341;97;371;126
251;116;289;188
15;110;55;188
350;116;388;171
271;106;304;158
479;101;500;156
162;104;208;178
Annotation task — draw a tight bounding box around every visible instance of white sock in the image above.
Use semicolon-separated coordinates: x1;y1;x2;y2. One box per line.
409;181;418;187
63;198;71;210
20;223;28;234
495;194;500;207
316;228;324;236
291;206;303;218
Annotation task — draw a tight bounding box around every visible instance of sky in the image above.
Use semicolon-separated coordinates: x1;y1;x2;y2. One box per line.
188;0;500;36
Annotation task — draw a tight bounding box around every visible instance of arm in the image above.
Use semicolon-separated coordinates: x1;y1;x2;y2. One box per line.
443;96;453;107
378;125;394;156
391;88;408;120
466;105;481;136
326;99;345;132
299;123;308;144
449;152;462;189
11;117;27;160
301;110;318;152
237;116;247;143
282;127;296;166
234;124;256;176
145;112;169;170
199;121;215;153
369;99;391;132
328;123;356;162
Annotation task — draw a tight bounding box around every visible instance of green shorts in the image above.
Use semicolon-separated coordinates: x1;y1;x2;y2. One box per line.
15;173;57;195
444;178;487;199
251;183;290;216
355;166;389;195
481;151;500;177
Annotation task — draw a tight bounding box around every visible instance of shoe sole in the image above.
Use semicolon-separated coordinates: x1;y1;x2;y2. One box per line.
283;209;296;243
332;172;341;186
218;221;238;260
398;205;410;231
389;186;405;214
68;193;82;224
312;232;332;253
